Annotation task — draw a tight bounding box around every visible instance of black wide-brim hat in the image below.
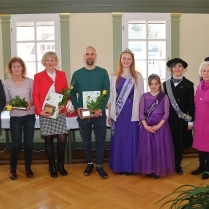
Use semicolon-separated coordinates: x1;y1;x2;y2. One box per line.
166;58;188;69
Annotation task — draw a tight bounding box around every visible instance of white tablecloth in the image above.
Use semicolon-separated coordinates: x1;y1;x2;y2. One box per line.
1;110;110;130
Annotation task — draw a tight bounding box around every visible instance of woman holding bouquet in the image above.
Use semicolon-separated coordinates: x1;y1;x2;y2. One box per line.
3;57;35;180
108;49;144;175
33;51;68;178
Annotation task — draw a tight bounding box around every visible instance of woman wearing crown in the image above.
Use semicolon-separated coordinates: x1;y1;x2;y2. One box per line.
108;49;144;175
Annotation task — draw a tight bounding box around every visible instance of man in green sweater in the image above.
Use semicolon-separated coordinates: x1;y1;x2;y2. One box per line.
70;46;110;179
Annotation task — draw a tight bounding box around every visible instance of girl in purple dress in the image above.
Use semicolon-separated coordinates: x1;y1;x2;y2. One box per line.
108;49;144;175
138;74;174;178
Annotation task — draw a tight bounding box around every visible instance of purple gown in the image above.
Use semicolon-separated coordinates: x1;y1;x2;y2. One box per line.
109;77;139;173
138;92;174;176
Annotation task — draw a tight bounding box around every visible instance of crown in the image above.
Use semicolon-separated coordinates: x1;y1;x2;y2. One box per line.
148;73;160;79
121;48;134;55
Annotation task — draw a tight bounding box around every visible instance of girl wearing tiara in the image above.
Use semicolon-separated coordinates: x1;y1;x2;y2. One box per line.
138;74;174;178
108;49;144;175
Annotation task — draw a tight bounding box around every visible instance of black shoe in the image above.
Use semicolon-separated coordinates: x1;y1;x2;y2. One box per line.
191;167;205;175
84;164;94;176
57;161;68;176
153;174;159;179
201;172;209;180
49;162;58;178
175;166;183;175
25;168;34;178
119;172;125;175
125;172;131;176
146;173;153;178
10;170;17;180
95;166;108;179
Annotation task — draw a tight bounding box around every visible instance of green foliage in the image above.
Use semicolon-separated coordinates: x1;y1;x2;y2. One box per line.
58;87;72;106
9;96;28;108
156;183;209;209
86;91;106;110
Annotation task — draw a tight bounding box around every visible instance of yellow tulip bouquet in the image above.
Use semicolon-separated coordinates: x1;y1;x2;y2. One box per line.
7;96;28;111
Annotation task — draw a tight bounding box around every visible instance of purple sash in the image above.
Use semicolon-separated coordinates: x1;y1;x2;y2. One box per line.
144;91;165;121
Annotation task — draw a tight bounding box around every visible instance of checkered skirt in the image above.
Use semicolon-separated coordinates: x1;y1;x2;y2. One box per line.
39;113;67;136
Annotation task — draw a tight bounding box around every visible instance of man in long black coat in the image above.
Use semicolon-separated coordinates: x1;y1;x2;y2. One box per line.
163;58;194;175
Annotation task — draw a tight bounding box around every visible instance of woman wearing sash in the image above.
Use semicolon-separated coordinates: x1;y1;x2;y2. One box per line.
138;74;174;178
192;61;209;179
163;58;194;175
108;49;144;175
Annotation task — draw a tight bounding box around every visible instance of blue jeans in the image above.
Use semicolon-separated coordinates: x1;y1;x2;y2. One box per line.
77;112;107;165
10;114;35;170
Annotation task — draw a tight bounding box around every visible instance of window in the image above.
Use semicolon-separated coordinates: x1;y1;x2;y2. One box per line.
123;13;171;92
11;14;61;79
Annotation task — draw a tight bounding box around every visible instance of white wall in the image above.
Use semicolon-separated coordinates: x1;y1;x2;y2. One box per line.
70;13;113;76
180;13;209;88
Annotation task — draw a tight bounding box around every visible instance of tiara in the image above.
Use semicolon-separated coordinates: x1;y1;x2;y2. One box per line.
148;73;160;78
121;48;134;55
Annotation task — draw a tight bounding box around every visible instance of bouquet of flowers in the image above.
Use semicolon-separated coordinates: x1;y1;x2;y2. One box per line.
58;85;73;106
86;90;107;111
7;96;28;111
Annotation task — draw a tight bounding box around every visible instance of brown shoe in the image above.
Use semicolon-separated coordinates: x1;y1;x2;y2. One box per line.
26;168;33;178
10;170;17;180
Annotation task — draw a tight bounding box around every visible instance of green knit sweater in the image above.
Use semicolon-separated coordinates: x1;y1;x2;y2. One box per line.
70;66;110;111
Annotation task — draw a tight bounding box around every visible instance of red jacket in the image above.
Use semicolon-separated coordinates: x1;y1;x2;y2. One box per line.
33;69;68;115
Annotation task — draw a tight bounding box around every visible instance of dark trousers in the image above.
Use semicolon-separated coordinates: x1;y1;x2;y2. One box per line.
77;113;106;165
10;114;35;170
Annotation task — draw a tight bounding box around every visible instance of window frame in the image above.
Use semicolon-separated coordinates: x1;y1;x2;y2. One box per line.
10;13;61;77
123;13;171;92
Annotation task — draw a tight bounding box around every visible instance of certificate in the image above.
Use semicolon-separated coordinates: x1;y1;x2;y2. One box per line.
82;91;100;109
42;92;63;119
80;91;101;119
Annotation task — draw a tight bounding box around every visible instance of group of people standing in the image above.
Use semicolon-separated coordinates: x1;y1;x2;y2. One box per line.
108;51;209;180
0;46;208;181
1;52;69;180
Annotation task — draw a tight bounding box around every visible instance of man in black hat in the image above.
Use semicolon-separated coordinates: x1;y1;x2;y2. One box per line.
163;58;195;175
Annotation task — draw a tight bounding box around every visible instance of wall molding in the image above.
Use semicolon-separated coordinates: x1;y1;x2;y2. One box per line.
0;0;209;14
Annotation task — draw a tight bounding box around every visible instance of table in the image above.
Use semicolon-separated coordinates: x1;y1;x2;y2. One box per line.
1;111;70;164
1;110;110;164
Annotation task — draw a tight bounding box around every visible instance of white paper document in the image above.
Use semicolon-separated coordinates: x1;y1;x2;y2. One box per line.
82;91;100;109
42;92;63;119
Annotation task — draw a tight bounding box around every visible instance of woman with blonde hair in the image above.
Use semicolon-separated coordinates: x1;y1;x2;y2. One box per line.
33;51;68;178
108;49;144;175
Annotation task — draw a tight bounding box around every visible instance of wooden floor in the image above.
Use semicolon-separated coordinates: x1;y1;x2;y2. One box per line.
0;151;206;209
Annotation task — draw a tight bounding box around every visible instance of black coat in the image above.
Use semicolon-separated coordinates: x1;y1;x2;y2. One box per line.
0;79;6;130
163;77;195;149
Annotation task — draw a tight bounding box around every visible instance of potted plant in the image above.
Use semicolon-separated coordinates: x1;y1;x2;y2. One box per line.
156;183;209;208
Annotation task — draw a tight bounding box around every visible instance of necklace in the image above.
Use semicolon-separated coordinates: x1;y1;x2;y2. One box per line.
122;72;130;78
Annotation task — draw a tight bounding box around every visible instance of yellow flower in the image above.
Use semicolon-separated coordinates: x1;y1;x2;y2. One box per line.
102;90;107;95
86;96;90;102
7;105;13;111
70;85;73;90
